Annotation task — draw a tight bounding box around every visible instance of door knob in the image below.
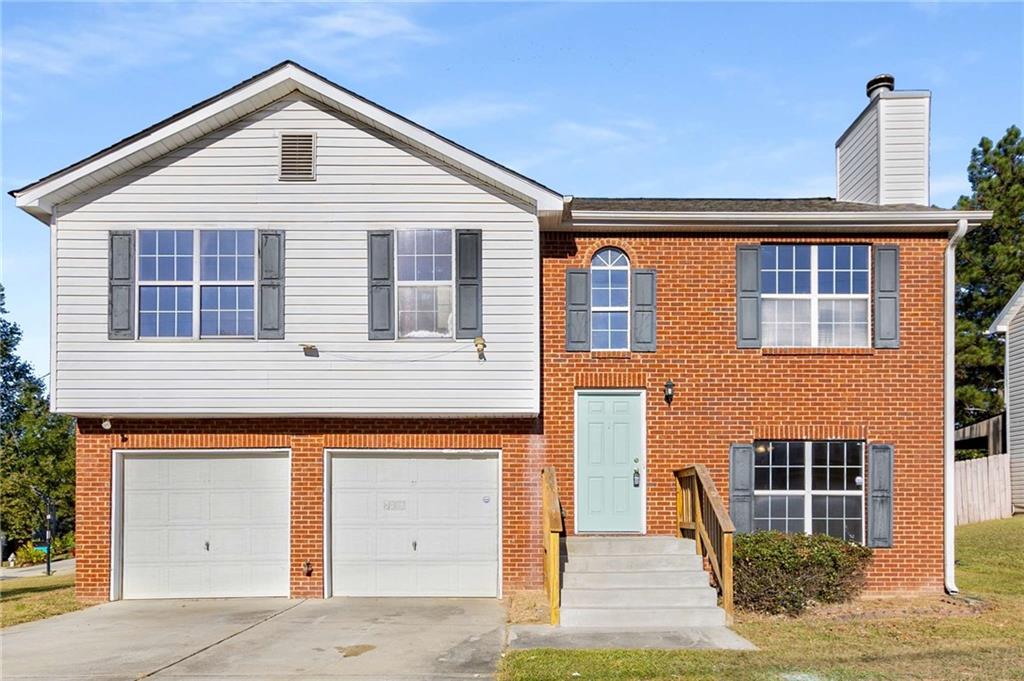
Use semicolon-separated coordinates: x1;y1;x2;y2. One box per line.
633;469;641;487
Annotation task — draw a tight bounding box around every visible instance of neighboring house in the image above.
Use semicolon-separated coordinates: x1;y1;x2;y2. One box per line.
990;282;1024;513
10;63;991;611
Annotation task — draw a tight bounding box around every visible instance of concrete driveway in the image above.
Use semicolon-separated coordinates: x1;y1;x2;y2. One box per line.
1;598;505;680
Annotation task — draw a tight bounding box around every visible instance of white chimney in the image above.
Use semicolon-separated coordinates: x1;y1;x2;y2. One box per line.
835;74;931;206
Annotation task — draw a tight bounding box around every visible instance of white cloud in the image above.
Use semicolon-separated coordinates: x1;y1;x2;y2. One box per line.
409;96;533;130
1;3;436;97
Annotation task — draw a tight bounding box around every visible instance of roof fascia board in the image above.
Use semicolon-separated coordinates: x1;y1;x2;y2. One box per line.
989;282;1024;334
562;209;993;232
14;63;563;220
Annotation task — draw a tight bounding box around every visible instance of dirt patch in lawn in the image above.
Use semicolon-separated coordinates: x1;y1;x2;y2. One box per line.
738;592;986;625
505;589;548;624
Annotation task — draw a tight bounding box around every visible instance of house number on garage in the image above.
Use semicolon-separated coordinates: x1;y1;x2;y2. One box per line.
383;500;406;511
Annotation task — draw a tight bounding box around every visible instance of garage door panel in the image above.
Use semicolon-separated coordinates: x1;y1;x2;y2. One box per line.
121;452;289;599
331;452;498;598
124;491;167;524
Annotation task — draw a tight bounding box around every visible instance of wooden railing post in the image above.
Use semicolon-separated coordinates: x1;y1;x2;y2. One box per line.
540;467;564;626
673;464;735;624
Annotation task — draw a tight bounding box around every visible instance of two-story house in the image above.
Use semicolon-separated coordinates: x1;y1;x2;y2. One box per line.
11;63;990;623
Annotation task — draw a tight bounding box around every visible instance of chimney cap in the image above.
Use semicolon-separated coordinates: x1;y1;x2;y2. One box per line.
866;74;895;99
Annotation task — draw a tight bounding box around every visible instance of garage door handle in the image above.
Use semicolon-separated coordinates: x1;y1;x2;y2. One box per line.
412;540;417;552
205;541;210;551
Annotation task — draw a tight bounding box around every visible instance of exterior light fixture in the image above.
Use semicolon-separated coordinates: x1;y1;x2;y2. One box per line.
301;344;319;358
474;336;487;362
101;418;112;430
663;379;675;405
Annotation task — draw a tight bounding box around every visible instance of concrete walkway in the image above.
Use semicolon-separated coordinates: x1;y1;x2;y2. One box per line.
0;558;75;580
507;624;756;651
2;597;505;680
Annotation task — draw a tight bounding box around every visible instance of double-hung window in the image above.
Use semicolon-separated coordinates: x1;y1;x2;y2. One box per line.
137;229;256;339
760;245;870;347
396;228;454;339
753;440;865;542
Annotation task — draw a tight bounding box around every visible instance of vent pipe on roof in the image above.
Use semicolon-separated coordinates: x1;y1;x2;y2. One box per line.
866;74;895;99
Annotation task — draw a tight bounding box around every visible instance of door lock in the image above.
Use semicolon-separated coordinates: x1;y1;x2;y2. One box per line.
633;469;641;487
204;541;210;551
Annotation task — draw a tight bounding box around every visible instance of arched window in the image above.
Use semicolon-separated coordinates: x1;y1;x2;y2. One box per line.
590;247;629;350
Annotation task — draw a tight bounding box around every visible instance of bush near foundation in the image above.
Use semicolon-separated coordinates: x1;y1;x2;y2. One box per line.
734;531;873;615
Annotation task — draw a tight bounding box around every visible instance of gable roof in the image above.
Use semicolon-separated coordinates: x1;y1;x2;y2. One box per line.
10;60;566;224
571;197;946;212
989;281;1024;334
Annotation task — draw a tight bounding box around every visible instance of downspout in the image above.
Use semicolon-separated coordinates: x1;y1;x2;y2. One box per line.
944;218;969;594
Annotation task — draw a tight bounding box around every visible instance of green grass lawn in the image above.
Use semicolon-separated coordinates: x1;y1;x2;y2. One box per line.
500;516;1024;681
0;572;84;628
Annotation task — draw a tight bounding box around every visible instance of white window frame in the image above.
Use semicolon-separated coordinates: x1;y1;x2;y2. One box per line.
590;247;630;351
761;245;872;348
394;227;456;341
135;228;258;341
752;440;866;543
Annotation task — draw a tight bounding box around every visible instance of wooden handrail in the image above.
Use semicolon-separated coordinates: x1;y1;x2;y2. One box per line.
674;464;735;621
540;466;564;625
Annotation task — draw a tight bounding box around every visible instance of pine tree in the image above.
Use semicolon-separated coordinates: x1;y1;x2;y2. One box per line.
955;125;1024;426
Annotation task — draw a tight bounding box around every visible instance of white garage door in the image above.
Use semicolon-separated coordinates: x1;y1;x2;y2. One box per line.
121;452;289;599
331;452;499;597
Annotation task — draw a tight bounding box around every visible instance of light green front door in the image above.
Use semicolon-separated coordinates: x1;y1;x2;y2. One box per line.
576;392;644;533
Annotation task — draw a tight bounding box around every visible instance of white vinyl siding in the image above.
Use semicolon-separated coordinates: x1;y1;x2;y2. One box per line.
53;95;539;416
878;96;930;206
836;104;879;204
1009;306;1024;511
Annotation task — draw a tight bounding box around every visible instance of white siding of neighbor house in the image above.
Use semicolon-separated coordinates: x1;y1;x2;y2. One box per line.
1009;305;1024;511
836;104;879;204
52;94;539;417
878;95;930;206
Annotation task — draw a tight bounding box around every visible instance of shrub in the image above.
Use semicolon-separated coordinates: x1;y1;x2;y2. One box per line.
733;531;873;615
51;532;75;557
13;543;47;566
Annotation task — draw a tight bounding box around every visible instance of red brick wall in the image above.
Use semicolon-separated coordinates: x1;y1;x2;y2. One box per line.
539;232;946;593
74;419;542;602
73;230;947;601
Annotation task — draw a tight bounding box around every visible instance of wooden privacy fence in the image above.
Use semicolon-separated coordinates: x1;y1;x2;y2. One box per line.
955;454;1012;525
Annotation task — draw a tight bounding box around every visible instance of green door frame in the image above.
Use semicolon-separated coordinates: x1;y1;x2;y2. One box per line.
573;389;647;534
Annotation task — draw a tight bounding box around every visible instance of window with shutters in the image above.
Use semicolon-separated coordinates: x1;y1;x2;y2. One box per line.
396;228;454;339
590;247;630;350
760;245;870;347
138;229;256;339
279;132;316;181
752;440;865;542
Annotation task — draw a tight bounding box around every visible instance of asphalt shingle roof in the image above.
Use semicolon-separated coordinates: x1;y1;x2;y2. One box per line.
571;197;946;212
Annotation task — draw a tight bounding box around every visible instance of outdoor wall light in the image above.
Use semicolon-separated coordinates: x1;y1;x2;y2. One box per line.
301;344;319;358
664;379;675;405
101;418;112;430
474;336;487;362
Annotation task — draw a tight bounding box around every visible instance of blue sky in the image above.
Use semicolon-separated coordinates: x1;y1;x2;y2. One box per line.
2;1;1022;379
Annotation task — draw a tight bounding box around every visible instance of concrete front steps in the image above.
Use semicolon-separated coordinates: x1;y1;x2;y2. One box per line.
559;536;727;628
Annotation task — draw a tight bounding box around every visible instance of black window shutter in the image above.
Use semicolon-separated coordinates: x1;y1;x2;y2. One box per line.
565;269;591;351
258;231;285;340
729;443;755;533
108;231;135;340
367;231;395;340
736;245;761;348
867;443;894;548
874;245;900;348
455;229;483;339
630;269;656;352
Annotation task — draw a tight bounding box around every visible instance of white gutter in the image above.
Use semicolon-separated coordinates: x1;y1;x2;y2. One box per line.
944;218;969;594
562;210;993;232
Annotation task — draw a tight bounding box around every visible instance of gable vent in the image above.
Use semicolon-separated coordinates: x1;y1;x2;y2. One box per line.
279;133;316;181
